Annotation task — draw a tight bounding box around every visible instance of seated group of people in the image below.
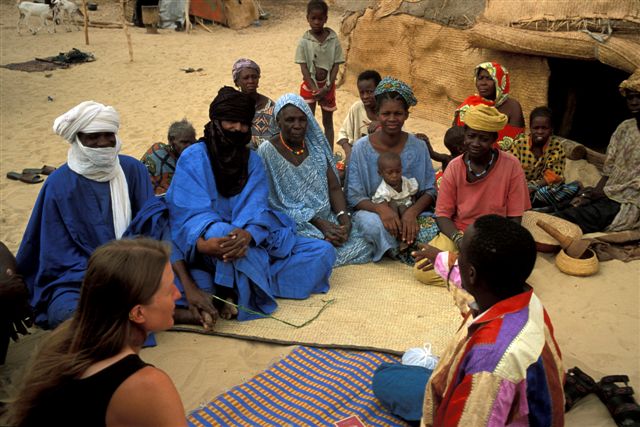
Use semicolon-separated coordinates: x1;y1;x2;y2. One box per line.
5;54;638;425
13;59;640;332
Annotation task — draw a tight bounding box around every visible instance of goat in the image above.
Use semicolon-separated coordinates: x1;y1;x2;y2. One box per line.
56;0;82;32
16;0;61;35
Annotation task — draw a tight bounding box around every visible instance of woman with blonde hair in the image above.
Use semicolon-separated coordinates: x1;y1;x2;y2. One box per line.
9;238;187;427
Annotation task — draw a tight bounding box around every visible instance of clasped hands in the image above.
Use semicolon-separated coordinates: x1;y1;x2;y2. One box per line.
314;216;351;247
196;228;252;262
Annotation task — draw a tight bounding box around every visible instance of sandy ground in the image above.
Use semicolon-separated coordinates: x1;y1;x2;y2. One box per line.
1;0;638;425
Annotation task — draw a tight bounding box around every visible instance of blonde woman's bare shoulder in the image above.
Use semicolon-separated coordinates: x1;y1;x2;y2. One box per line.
106;366;187;427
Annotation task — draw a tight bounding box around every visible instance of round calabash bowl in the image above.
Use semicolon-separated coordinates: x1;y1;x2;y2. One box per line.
555;248;599;277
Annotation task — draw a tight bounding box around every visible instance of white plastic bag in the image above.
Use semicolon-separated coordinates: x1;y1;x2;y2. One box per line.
401;343;439;370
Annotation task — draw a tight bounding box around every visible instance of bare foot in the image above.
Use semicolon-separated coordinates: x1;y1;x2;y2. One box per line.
174;307;217;330
220;298;238;320
173;307;202;326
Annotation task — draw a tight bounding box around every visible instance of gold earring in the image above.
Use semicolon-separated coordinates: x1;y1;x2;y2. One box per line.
128;312;135;321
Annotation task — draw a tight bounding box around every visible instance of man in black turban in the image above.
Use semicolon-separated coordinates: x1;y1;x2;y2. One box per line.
203;86;256;197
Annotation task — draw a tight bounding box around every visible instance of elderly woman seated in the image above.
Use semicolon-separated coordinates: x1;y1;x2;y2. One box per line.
257;94;373;266
232;58;279;149
166;87;335;321
417;104;530;285
140;119;196;195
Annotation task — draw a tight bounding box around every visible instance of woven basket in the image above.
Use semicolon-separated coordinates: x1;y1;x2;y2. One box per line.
522;211;583;253
555;248;599;277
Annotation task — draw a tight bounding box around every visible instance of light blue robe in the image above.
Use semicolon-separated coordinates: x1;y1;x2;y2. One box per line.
166;142;335;320
346;134;437;260
256;94;374;267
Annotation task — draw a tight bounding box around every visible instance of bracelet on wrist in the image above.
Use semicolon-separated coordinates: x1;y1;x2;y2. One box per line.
451;231;464;247
336;210;351;219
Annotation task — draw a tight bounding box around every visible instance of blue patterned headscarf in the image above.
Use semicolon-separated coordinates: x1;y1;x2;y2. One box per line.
374;77;418;107
274;93;338;177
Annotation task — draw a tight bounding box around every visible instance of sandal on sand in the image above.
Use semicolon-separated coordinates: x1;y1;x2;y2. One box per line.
22;165;56;175
597;375;640;427
565;367;598;412
6;171;44;184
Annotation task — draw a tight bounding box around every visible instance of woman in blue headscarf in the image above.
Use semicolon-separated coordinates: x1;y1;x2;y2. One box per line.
257;94;373;266
346;77;438;263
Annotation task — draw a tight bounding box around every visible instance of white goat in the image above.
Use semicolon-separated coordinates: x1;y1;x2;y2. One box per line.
56;0;82;32
17;0;61;35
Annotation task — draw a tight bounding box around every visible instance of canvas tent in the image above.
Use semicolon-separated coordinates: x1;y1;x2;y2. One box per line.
337;0;640;149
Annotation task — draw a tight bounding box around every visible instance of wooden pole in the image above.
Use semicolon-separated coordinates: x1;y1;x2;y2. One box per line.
184;0;192;33
121;0;133;62
82;0;89;45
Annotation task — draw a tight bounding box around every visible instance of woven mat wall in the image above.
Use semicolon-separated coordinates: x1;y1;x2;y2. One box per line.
172;260;461;356
341;9;549;126
482;0;640;26
469;23;640;74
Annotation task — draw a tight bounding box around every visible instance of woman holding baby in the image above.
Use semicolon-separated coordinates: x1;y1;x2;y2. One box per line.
346;77;438;263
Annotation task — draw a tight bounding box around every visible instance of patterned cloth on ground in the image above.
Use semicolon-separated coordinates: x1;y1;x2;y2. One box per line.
187;346;411;427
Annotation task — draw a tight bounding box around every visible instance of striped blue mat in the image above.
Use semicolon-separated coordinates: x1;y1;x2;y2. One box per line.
187;346;410;426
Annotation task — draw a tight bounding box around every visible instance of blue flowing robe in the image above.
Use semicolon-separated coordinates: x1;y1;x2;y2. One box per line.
346;134;437;260
166;142;335;320
16;155;156;328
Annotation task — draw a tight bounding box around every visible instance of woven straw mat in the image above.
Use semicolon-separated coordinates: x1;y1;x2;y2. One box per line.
171;260;461;356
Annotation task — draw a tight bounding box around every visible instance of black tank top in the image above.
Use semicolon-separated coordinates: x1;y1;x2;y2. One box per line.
23;354;149;427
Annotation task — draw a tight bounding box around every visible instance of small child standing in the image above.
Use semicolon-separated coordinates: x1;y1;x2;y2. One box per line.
372;152;419;251
295;0;345;149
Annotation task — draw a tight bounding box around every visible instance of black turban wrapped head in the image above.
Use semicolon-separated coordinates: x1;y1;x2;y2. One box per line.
203;86;256;198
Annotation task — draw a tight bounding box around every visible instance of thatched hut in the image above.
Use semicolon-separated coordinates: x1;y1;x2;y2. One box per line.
337;0;640;150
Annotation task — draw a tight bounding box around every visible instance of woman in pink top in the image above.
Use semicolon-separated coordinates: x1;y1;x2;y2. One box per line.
435;104;530;250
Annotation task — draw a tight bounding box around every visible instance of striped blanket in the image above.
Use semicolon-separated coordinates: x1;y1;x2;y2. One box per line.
187;346;410;427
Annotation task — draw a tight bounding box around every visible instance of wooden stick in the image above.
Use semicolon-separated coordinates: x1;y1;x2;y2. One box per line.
120;0;133;62
184;0;191;33
196;17;213;33
82;0;89;45
89;23;123;29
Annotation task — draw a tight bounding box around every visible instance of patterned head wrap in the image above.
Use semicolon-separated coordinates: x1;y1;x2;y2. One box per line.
619;69;640;96
232;58;261;84
374;77;418;107
474;62;510;107
274;93;338;177
464;104;508;132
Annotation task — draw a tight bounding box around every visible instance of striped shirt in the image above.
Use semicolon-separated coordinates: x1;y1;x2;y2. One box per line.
422;285;565;426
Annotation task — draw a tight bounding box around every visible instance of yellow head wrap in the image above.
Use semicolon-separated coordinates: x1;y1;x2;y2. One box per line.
463;104;508;132
619;69;640;96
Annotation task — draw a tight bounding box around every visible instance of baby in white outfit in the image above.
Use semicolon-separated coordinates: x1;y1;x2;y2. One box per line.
372;152;419;250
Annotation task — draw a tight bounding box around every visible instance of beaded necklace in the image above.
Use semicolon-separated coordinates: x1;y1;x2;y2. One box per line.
465;150;496;178
280;133;305;155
